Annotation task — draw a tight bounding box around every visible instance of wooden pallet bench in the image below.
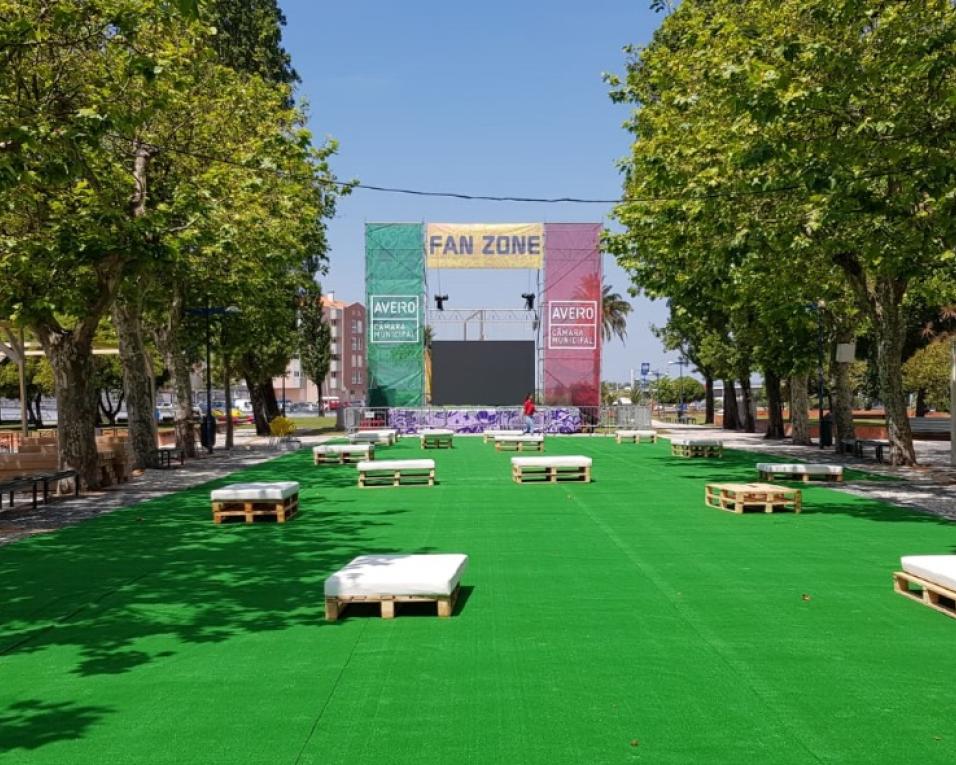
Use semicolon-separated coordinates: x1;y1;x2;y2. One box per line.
894;556;956;619
705;482;802;514
756;463;844;483
313;443;372;465
511;456;591;484
419;429;454;449
483;429;523;444
358;459;435;488
210;481;299;524
325;553;468;621
616;429;657;444
349;429;397;446
671;439;723;458
494;434;544;452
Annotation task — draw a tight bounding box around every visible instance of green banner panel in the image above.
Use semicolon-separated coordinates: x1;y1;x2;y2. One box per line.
365;223;425;406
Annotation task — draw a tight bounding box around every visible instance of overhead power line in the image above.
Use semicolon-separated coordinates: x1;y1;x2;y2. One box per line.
108;133;929;206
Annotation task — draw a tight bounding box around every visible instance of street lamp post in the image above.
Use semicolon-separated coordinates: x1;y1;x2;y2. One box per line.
810;301;826;449
668;357;689;420
186;303;240;454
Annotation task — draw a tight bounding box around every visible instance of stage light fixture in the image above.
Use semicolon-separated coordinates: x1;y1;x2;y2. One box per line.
521;293;535;310
434;294;449;311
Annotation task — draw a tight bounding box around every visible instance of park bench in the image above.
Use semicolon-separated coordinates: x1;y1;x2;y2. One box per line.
909;418;952;440
894;555;956;620
482;429;523;443
210;481;299;524
705;482;801;515
671;438;723;458
357;459;435;488
756;463;844;482
420;429;454;449
494;434;544;452
615;429;657;444
0;469;79;512
511;456;591;484
313;443;373;464
152;447;185;469
324;553;468;621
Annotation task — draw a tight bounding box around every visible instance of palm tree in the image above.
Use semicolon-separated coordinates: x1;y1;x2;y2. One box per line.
602;284;632;343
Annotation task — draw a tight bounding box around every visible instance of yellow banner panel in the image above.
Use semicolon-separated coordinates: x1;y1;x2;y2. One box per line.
426;223;544;269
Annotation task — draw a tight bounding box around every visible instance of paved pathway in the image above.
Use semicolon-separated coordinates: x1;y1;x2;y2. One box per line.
3;426;954;547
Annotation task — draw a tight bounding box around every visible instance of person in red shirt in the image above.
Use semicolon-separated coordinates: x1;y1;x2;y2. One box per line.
522;393;536;434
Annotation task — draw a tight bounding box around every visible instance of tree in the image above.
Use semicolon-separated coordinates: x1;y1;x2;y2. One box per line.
0;357;54;427
297;284;332;410
602;284;632;343
903;337;953;414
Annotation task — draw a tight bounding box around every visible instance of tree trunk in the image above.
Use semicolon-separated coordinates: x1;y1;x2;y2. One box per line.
738;373;756;432
704;374;715;425
155;287;197;458
764;370;786;439
832;331;856;448
113;296;159;469
224;357;234;450
874;293;916;465
722;379;740;430
42;334;101;488
915;389;928;418
790;373;811;445
247;374;271;435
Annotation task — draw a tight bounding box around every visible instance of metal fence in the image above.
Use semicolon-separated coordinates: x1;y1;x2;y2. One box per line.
337;404;651;435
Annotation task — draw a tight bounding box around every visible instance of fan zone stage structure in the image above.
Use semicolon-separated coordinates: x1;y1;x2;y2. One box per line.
365;222;602;410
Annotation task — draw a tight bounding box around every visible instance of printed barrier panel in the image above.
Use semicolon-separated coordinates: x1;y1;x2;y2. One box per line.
365;223;426;406
426;223;544;269
542;223;602;407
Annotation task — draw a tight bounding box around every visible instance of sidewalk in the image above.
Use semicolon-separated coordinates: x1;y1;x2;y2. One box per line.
0;430;340;547
656;420;956;521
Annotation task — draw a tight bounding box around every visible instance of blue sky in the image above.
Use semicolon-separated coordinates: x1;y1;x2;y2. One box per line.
279;1;683;384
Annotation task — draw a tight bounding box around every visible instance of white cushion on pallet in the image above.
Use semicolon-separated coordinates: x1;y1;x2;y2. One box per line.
672;438;722;447
210;481;299;501
357;459;435;471
496;434;544;442
484;429;523;437
512;456;591;468
420;429;454;436
901;555;956;593
756;463;843;476
325;553;469;597
617;430;656;437
313;444;372;455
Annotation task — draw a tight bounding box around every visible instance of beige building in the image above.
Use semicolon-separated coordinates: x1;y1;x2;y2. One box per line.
273;293;367;408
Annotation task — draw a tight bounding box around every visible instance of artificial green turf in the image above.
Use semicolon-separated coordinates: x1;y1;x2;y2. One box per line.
1;437;955;764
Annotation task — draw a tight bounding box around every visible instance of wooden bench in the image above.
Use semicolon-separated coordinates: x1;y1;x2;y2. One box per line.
210;481;299;524
483;429;523;444
615;429;657;444
494;434;544;452
894;556;956;619
671;439;723;458
357;459;435;488
153;447;185;469
705;482;801;514
313;443;373;465
756;463;844;483
511;456;591;484
324;553;468;620
420;429;454;449
0;469;80;511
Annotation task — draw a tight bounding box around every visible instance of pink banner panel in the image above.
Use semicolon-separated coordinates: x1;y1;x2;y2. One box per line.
542;223;602;407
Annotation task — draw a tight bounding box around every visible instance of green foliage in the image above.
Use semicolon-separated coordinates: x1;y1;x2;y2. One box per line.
268;415;296;438
652;376;705;405
205;0;298;87
297;284;331;393
601;284;632;343
903;337;954;412
0;357;53;399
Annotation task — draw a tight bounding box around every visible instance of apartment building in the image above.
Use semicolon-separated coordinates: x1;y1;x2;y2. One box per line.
273;293;367;407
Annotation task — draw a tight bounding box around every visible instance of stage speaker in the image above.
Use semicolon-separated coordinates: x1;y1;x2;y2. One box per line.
431;341;534;406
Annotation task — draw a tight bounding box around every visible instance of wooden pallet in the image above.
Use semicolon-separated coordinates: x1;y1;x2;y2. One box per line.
314;450;371;465
495;439;544;452
420;434;453;449
757;469;843;483
358;468;435;488
672;443;722;458
893;571;956;619
616;433;656;444
325;584;460;621
212;494;298;524
512;464;591;484
705;482;801;514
